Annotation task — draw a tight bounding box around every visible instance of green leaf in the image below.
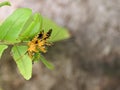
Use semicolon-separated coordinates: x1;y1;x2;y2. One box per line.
32;53;54;70
42;17;70;42
40;54;54;70
11;45;32;80
19;13;42;41
0;8;32;43
0;45;8;59
0;1;11;7
0;7;70;43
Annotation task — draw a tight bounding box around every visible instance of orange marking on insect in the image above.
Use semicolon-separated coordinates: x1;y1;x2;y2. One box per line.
27;29;52;59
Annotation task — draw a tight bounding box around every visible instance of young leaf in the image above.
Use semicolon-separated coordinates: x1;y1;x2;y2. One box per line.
19;13;42;41
0;8;32;43
42;17;70;42
0;45;8;59
39;54;54;70
11;45;32;80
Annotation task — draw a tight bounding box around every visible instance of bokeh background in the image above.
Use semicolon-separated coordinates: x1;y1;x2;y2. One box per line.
0;0;120;90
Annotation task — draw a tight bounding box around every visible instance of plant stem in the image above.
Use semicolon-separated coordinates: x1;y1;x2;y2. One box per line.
0;1;11;7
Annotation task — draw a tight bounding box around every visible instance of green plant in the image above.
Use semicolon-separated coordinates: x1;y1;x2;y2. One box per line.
0;1;11;7
0;2;70;80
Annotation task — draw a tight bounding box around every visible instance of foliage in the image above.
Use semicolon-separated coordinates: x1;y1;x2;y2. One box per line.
0;2;70;80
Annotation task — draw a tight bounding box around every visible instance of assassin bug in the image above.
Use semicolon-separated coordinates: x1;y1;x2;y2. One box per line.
27;29;52;59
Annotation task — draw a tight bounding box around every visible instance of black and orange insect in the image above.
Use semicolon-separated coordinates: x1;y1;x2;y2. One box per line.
27;29;52;59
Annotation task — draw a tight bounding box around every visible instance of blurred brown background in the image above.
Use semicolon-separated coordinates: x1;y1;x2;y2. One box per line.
0;0;120;90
